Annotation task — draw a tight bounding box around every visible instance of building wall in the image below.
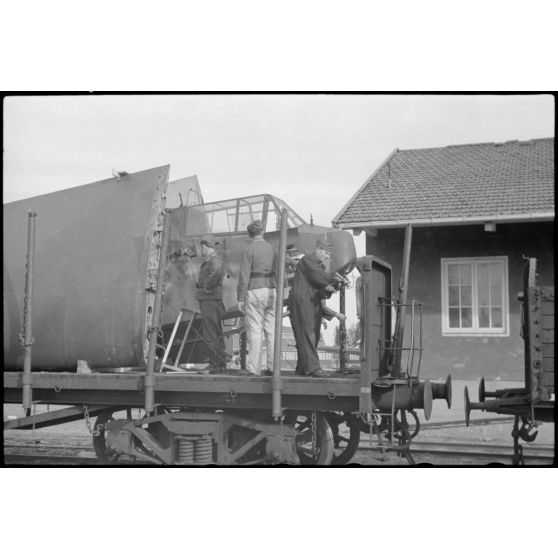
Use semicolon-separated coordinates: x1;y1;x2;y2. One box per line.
366;222;554;380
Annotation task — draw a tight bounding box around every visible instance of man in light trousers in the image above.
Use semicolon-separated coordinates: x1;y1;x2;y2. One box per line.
237;220;277;376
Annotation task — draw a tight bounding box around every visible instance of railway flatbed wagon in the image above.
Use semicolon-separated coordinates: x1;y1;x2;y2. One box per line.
4;371;365;412
2;371;372;465
4;167;451;465
3;367;449;465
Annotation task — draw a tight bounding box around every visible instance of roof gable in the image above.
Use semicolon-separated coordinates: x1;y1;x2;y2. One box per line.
333;138;554;227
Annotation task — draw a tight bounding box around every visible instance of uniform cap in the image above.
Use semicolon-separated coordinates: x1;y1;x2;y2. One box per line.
200;234;217;248
316;237;333;252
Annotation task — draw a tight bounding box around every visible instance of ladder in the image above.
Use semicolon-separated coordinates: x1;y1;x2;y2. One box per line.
158;309;198;372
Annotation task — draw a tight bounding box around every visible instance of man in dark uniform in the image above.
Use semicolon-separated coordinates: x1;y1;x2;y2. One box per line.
288;237;341;377
196;234;227;374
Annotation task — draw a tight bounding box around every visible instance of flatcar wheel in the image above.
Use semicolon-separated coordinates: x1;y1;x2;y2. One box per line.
92;409;122;463
287;411;334;465
325;412;360;465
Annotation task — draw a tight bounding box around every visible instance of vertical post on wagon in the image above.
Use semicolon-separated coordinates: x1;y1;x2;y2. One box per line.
272;209;288;421
21;211;37;413
391;223;412;378
145;210;172;414
339;284;346;371
240;330;247;370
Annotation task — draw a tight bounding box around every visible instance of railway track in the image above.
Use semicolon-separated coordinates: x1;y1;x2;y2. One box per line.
356;438;554;457
3;444;145;466
4;453;101;466
3;416;552;466
410;441;553;459
352;439;554;465
4;439;554;465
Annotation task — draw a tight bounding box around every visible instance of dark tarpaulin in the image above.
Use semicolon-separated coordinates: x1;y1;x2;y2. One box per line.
3;166;169;369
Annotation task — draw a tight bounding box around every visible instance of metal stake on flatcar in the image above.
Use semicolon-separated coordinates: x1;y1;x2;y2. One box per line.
272;209;288;421
21;211;37;413
388;223;412;378
145;211;172;414
339;284;346;371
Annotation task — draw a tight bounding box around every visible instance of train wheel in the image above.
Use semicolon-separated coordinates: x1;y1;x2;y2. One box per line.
286;411;334;465
325;412;361;465
92;409;122;463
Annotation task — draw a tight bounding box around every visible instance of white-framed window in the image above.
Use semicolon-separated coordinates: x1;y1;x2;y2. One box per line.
441;256;509;336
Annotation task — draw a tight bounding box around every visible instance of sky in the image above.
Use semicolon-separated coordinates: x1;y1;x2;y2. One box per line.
4;94;554;221
3;94;554;339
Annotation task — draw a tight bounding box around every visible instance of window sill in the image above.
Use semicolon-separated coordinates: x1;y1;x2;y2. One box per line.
442;331;510;338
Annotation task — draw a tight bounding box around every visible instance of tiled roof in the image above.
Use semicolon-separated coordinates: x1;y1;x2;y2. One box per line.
333;138;555;227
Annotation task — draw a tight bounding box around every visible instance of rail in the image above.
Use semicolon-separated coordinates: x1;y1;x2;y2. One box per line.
5;438;553;466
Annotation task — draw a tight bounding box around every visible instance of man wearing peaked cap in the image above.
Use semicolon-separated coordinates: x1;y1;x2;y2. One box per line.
287;236;344;378
200;234;217;248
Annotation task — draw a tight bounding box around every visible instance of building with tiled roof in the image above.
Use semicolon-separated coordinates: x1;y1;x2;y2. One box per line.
335;138;554;381
333;138;554;229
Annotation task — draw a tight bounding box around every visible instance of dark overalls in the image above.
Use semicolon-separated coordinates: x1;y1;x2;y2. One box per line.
197;252;227;369
288;253;333;376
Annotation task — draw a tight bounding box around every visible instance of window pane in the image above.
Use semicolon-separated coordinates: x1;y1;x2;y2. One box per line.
447;264;459;285
479;307;490;328
459;264;472;286
461;307;472;327
490;263;502;284
492;307;503;328
185;206;211;235
490;285;502;305
449;308;460;328
477;263;490;286
448;286;460;306
210;210;232;233
461;286;472;306
238;201;264;231
238;211;263;231
478;285;489;306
